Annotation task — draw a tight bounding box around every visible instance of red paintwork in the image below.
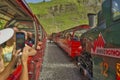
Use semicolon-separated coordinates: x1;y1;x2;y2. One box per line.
92;33;105;53
16;0;34;18
117;75;120;80
54;25;89;58
5;0;47;80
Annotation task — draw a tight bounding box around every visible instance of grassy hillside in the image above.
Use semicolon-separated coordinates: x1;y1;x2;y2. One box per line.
28;0;101;34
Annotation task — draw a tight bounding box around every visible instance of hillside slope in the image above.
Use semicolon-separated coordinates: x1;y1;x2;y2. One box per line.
28;0;101;34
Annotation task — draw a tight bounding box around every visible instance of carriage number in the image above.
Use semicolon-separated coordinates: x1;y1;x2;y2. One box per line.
100;62;109;77
116;63;120;77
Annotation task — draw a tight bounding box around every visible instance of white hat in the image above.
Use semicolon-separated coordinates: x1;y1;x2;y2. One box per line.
0;28;14;45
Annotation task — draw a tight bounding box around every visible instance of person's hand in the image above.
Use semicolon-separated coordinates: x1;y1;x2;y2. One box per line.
21;46;29;64
21;45;36;64
25;44;37;56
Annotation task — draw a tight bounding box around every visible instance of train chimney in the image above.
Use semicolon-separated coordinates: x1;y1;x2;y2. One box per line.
87;13;96;28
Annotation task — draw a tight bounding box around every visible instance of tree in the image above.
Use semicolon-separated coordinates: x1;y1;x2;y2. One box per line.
0;20;5;30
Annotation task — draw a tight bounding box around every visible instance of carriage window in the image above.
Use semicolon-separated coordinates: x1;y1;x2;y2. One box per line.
112;0;120;20
73;29;87;41
0;13;11;29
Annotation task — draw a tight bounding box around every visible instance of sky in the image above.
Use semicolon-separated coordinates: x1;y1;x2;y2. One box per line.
25;0;51;3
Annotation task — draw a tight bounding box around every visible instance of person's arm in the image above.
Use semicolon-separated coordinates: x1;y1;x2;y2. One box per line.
0;55;4;72
20;61;28;80
19;45;36;80
0;49;21;80
0;57;16;80
20;46;29;80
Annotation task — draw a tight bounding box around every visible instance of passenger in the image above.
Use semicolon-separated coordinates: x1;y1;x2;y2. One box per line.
73;35;78;41
66;33;72;41
37;40;43;50
27;32;35;47
20;30;36;56
36;34;43;50
2;26;19;67
0;28;29;80
2;36;15;66
15;29;36;56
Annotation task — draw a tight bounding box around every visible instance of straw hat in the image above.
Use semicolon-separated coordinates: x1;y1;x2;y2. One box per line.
0;28;14;45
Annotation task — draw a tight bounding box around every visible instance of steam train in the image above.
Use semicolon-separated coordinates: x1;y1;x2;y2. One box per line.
78;0;120;80
53;0;120;80
0;0;46;80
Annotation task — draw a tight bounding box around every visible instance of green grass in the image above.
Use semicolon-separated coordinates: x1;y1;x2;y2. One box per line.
28;0;100;34
39;12;88;33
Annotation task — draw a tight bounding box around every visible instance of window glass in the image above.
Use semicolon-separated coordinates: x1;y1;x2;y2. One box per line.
112;0;120;20
97;11;105;25
73;29;87;41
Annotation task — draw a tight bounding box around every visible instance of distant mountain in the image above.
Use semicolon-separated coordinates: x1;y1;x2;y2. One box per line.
29;0;101;34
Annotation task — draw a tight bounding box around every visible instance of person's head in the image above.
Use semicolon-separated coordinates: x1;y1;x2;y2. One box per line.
0;28;14;49
6;36;14;46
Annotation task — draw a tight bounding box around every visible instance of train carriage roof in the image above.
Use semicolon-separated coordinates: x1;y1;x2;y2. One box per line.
0;0;34;24
61;25;90;33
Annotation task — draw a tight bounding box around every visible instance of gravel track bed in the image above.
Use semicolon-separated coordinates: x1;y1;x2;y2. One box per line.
39;42;88;80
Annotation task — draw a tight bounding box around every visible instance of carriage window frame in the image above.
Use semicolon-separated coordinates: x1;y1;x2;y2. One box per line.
38;25;43;41
112;0;120;21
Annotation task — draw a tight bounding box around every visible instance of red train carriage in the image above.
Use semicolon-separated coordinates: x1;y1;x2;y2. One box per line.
78;0;120;80
54;25;90;60
0;0;46;80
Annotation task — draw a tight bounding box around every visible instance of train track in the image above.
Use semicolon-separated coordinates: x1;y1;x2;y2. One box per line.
39;42;89;80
